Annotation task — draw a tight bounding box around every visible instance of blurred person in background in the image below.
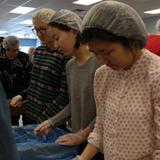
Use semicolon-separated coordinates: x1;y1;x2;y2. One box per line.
0;36;32;125
145;19;160;56
0;36;4;51
27;47;35;62
0;36;32;99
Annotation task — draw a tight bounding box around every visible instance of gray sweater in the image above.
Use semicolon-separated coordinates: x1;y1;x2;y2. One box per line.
49;54;100;132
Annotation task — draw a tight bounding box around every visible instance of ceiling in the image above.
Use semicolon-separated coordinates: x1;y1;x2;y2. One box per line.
0;0;160;38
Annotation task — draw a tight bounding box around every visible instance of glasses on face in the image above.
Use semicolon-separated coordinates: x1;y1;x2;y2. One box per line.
8;48;20;53
32;27;47;35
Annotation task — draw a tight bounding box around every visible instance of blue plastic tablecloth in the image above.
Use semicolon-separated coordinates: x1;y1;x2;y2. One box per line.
12;124;79;160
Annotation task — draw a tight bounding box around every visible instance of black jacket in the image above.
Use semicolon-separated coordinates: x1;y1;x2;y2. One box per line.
0;48;32;99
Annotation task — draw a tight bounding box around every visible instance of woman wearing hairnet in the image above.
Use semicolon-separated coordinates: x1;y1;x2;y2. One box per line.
74;1;160;160
34;9;101;154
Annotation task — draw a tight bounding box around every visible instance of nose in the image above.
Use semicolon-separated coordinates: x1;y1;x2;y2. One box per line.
53;41;59;50
99;59;108;65
95;54;108;65
37;31;44;36
37;32;46;42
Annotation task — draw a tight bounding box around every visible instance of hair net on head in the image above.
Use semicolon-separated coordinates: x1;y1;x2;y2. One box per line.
49;9;82;32
82;1;147;48
155;19;160;32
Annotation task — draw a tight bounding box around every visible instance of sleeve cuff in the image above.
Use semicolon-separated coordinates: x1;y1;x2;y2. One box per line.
87;132;103;153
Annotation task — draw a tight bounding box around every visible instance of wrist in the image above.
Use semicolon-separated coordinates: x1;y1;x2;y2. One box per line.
76;155;85;160
48;119;54;128
79;127;90;139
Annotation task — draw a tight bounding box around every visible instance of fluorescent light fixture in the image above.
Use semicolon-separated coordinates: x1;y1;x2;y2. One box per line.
10;6;35;14
20;19;32;25
0;31;8;34
144;8;160;14
73;0;103;5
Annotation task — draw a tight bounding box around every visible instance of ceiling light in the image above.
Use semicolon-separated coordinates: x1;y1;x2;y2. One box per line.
20;19;32;25
144;8;160;14
73;0;103;6
10;6;35;14
0;31;8;34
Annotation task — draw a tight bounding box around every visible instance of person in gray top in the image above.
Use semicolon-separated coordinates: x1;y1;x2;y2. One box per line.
34;9;100;146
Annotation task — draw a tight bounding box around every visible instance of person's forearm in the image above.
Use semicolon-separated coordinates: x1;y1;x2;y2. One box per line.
80;143;98;160
48;104;70;128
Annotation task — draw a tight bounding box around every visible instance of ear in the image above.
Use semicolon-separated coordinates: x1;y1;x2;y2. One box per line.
70;29;78;37
128;39;141;50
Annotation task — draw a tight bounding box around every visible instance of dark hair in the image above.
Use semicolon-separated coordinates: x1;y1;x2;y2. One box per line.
0;37;4;43
81;28;130;48
48;21;81;49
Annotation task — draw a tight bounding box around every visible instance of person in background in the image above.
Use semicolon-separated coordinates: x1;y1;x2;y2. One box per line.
27;47;35;62
11;8;70;125
0;36;32;99
145;19;160;56
74;1;160;160
0;36;4;51
34;9;102;159
0;36;32;125
0;36;4;44
0;81;20;160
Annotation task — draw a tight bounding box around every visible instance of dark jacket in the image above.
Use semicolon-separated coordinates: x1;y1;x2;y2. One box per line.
0;48;32;99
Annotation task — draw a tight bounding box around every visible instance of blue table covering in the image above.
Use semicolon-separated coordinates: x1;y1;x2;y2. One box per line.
12;124;79;160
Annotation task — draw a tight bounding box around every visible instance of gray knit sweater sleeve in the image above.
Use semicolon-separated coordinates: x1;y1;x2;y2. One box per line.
48;104;71;128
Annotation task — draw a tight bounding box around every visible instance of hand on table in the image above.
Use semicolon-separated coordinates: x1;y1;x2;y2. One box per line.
34;120;52;136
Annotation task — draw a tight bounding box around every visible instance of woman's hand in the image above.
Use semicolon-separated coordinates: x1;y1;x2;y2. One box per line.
55;133;86;146
34;120;52;136
10;95;23;107
56;127;90;146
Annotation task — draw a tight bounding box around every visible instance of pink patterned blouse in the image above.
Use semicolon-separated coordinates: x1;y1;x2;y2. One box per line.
88;50;160;160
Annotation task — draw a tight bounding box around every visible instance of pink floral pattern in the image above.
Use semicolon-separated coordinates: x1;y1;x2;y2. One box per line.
88;50;160;160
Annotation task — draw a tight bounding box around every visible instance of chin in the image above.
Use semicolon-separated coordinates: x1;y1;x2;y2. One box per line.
41;40;47;45
106;64;120;70
61;51;70;56
59;49;72;56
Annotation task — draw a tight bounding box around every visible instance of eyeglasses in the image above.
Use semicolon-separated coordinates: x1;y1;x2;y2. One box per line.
32;27;47;35
8;48;20;52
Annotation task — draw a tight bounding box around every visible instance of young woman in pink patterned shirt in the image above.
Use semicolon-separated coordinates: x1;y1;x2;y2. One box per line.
74;1;160;160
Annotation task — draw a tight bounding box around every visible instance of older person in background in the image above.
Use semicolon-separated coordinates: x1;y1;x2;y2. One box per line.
145;19;160;56
0;36;32;125
27;47;35;62
0;36;32;99
75;1;160;160
0;36;4;51
11;8;70;125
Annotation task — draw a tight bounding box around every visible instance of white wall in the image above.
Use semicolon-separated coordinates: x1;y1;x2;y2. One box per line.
143;15;160;34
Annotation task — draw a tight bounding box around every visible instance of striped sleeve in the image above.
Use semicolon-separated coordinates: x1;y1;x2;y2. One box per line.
39;56;70;120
